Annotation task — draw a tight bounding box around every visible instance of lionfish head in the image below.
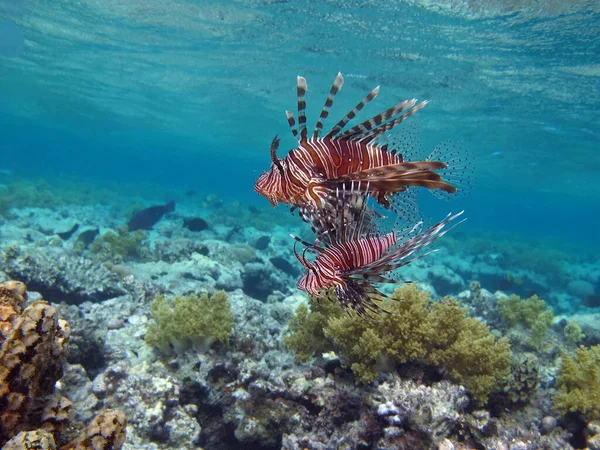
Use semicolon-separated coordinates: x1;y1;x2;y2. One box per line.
254;134;285;207
254;171;280;207
297;270;319;296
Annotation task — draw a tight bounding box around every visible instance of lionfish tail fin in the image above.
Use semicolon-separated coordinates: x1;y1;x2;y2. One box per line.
297;76;308;142
313;72;344;138
425;140;474;200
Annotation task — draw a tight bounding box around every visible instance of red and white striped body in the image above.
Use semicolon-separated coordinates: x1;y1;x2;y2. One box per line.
254;137;402;207
297;231;397;296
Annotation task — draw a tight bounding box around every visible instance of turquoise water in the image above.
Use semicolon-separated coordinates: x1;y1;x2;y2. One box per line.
1;1;599;255
2;2;600;448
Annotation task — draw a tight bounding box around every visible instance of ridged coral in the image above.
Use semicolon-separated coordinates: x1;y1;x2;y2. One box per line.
286;284;512;403
0;297;71;439
0;280;127;448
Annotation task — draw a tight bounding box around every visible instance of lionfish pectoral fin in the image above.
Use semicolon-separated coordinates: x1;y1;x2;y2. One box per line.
425;140;474;200
323;164;457;196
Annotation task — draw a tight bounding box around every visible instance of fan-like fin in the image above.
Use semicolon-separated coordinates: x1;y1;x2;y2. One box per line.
322;162;458;197
325;86;380;138
313;72;344;138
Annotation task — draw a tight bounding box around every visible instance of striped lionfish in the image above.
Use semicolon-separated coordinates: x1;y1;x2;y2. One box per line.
292;183;464;317
254;73;469;214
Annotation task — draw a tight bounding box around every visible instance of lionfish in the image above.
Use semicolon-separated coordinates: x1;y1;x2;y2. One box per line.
292;182;464;317
254;72;469;214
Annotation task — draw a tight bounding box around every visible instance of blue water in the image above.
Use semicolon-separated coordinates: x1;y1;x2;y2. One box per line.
1;1;599;245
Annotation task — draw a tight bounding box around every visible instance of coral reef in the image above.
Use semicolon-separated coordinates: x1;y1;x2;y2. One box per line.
286;284;512;403
495;352;540;408
553;345;600;420
0;245;125;304
145;291;234;353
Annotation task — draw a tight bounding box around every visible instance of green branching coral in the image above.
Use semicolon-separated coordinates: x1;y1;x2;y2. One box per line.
553;345;600;419
89;225;147;262
145;291;234;354
498;294;554;348
285;284;512;404
564;320;585;346
283;295;339;362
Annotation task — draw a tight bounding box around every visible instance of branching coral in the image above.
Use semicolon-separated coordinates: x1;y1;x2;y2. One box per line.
286;284;511;403
498;294;554;348
146;291;234;353
0;280;127;448
564;320;585;346
553;345;600;419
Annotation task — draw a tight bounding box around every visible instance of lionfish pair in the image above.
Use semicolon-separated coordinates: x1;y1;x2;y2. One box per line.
254;73;469;316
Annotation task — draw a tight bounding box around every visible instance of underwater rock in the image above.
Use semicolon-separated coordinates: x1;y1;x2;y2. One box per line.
183;217;209;232
0;245;125;304
373;379;470;446
567;279;595;298
93;360;200;448
243;262;289;301
152;238;209;263
128;200;175;231
254;235;271;250
56;223;79;240
270;256;300;277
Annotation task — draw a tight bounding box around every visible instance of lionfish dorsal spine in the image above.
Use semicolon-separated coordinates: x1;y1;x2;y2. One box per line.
285;110;300;142
313;72;344;139
325;86;380;139
338;98;420;141
357;100;429;144
297;76;308;142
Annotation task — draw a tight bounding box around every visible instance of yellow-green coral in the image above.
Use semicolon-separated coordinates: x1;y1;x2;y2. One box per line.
284;292;343;362
146;291;234;353
89;225;147;262
564;320;585;346
286;284;511;403
553;345;600;419
498;294;554;348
